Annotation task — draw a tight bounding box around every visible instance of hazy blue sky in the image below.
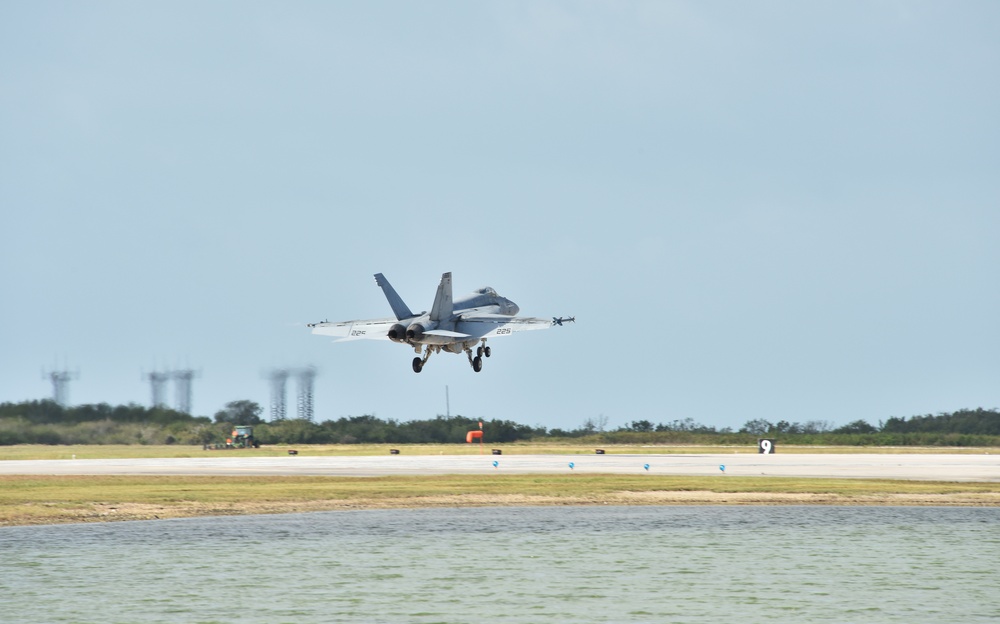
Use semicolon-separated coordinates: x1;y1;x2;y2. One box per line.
3;2;998;432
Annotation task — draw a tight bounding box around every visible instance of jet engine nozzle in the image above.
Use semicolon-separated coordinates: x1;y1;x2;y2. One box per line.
387;323;409;343
406;322;427;341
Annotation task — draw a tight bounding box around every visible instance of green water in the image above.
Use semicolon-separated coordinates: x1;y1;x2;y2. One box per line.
1;506;998;623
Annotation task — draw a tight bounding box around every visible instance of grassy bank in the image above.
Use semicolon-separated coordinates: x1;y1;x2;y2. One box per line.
4;445;997;526
2;473;998;526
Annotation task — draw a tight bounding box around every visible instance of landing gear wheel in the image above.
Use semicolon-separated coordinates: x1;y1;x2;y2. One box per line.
484;346;491;357
477;346;484;357
472;356;483;372
412;357;423;373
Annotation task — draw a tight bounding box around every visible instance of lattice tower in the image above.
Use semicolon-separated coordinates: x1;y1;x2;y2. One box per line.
44;369;78;406
144;371;171;408
268;369;290;421
171;369;200;414
296;366;317;421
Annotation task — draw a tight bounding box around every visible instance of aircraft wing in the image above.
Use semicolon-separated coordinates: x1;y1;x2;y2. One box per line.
455;314;556;339
308;318;396;341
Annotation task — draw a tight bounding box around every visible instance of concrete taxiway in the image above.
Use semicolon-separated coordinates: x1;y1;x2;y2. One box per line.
1;453;998;482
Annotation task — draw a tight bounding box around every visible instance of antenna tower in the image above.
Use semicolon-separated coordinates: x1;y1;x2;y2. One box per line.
43;369;78;406
144;370;171;408
172;369;200;414
295;366;317;421
268;369;290;421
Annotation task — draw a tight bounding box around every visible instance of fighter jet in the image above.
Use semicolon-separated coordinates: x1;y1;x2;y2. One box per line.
307;272;572;373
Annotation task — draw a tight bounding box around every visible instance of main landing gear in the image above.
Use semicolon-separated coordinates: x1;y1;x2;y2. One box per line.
466;339;491;373
410;340;492;373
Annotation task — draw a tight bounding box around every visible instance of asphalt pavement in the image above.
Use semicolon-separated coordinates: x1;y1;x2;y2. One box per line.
2;453;998;482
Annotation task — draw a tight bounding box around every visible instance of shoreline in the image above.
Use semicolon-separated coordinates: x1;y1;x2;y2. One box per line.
3;448;998;526
7;489;1000;527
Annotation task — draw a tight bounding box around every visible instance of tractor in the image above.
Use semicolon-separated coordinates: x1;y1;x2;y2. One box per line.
226;425;259;448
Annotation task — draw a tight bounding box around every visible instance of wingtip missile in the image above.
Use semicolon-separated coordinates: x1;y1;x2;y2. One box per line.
552;316;575;326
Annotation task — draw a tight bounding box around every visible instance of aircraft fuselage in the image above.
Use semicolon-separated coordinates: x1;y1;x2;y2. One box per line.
310;272;567;373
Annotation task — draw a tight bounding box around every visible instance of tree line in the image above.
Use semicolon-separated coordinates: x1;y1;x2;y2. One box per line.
0;401;216;445
1;400;998;446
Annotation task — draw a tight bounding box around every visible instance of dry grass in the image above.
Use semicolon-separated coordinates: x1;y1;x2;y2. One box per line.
4;445;997;526
2;473;998;526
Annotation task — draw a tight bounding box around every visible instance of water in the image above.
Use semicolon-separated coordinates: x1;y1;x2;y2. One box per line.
1;506;998;623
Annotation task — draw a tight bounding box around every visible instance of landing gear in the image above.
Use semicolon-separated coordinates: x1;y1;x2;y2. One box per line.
410;340;491;373
476;339;491;359
465;346;485;373
467;339;491;372
412;347;433;373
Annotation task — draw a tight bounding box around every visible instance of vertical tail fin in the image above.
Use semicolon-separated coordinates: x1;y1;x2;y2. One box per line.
374;273;415;321
429;272;453;321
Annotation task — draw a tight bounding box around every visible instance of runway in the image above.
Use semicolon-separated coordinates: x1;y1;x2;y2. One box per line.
2;453;999;482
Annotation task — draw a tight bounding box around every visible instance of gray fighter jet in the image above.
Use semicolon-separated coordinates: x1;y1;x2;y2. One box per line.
308;272;571;372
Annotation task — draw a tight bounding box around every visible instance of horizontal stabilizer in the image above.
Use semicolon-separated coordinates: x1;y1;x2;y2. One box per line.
423;329;471;338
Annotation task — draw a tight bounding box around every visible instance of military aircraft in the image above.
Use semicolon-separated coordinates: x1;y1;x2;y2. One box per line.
307;272;572;373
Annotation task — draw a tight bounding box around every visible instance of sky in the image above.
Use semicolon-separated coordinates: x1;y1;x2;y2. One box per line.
2;1;998;433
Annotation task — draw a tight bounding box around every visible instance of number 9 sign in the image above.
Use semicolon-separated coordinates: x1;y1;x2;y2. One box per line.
758;439;776;454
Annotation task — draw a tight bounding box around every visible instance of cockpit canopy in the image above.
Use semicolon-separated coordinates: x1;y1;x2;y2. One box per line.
475;287;497;297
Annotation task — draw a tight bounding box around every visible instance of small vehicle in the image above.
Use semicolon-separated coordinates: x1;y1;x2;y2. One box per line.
227;425;259;448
